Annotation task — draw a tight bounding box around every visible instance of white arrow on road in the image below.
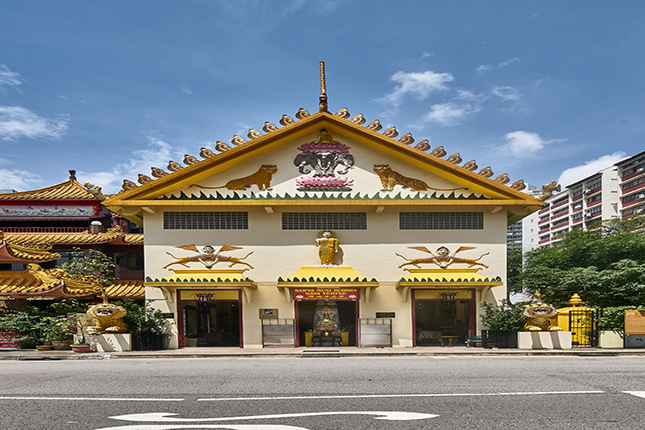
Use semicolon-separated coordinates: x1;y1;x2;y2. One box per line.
624;391;645;399
96;425;309;430
110;411;439;422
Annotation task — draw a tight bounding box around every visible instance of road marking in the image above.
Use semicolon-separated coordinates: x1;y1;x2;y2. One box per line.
97;425;307;429
110;411;438;422
197;390;604;401
0;396;183;402
624;391;645;399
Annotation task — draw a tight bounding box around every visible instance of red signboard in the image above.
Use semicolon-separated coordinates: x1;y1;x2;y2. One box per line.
293;288;359;301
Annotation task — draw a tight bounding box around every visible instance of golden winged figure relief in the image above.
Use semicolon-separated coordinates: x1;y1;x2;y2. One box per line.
163;244;254;270
396;246;489;269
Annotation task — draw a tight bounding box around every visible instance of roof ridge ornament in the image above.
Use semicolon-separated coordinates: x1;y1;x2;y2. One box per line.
319;61;328;113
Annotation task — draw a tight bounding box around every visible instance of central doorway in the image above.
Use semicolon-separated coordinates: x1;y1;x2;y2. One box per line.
296;300;358;347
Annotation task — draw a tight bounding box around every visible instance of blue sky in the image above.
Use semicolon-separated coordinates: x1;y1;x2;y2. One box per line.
1;1;644;193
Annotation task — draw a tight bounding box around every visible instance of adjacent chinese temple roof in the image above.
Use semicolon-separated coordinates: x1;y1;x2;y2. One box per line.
0;176;104;201
0;241;61;264
3;226;133;246
0;266;144;299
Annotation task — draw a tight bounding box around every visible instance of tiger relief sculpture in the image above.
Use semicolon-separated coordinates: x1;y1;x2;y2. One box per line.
190;165;278;191
373;164;467;193
86;299;129;333
523;291;562;331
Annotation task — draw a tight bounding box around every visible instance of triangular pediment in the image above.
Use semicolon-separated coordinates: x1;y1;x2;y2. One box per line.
104;110;543;224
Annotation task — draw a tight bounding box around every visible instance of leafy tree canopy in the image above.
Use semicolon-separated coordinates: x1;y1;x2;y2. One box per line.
58;248;116;289
522;217;645;307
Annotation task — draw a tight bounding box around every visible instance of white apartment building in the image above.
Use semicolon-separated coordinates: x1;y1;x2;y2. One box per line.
523;150;645;251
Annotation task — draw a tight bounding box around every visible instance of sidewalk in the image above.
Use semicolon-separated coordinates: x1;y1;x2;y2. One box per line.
2;346;645;360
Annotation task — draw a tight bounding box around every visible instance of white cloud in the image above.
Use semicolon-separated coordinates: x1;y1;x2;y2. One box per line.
492;86;521;101
477;57;520;73
181;85;193;95
558;152;627;187
0;106;69;141
0;168;42;191
78;137;188;193
424;102;482;126
421;90;487;126
414;51;434;61
380;70;453;107
502;131;549;157
0;65;23;91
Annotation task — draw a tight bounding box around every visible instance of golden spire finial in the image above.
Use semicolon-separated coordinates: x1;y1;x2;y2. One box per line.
319;61;328;113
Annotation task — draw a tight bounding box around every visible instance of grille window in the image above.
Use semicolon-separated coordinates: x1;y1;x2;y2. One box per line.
400;212;483;230
164;212;248;229
282;212;367;230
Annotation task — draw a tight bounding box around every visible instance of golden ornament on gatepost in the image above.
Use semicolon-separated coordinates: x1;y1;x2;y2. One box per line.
555;293;595;346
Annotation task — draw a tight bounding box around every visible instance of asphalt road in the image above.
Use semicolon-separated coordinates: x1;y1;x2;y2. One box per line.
0;356;644;429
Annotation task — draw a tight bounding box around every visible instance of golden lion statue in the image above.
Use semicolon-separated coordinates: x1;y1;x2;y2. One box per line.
86;299;128;333
523;291;562;331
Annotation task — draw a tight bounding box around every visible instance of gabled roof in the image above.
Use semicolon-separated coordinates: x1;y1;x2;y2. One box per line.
0;269;144;299
0;240;61;264
3;226;131;246
104;109;544;224
0;179;103;201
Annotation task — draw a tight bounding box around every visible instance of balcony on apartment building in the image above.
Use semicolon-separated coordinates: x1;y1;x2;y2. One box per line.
622;204;644;218
550;198;569;210
551;219;569;232
620;178;645;195
551;209;569;220
620;163;645;183
584;187;602;198
621;191;645;208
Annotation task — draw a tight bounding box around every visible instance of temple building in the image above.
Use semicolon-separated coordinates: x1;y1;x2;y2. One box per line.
103;82;543;348
0;173;144;307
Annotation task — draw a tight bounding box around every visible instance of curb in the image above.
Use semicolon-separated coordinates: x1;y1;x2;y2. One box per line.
2;347;645;360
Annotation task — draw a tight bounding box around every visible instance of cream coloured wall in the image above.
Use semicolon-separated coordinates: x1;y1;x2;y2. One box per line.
140;129;513;348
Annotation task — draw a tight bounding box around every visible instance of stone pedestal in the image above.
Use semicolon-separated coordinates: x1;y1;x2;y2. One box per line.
88;333;132;352
599;331;623;348
518;331;572;349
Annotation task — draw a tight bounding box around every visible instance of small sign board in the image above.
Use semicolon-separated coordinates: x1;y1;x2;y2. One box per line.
376;312;395;318
293;288;359;301
161;313;174;319
625;310;645;335
260;308;278;319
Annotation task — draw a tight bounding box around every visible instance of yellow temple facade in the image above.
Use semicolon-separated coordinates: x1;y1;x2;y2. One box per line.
104;106;543;348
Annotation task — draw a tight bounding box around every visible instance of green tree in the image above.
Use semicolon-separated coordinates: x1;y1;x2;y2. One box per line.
507;248;523;297
522;217;645;307
58;248;116;290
